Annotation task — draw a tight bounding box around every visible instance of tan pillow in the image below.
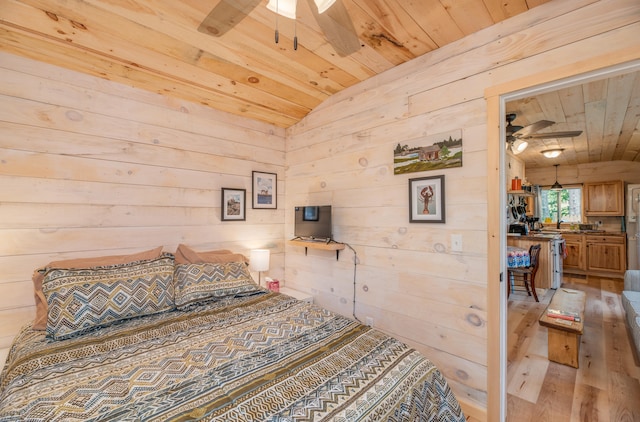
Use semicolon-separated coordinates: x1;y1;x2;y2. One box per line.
32;246;163;330
174;244;246;265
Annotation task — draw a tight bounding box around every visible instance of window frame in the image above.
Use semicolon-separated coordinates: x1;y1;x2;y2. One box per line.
539;183;584;225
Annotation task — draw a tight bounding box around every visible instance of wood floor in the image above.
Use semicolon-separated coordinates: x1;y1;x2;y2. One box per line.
507;274;640;421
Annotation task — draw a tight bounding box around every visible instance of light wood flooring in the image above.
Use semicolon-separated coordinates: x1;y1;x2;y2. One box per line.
507;274;640;421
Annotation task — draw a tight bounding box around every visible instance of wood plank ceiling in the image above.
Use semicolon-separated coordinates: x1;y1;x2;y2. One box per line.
2;0;637;166
0;0;551;129
506;71;640;168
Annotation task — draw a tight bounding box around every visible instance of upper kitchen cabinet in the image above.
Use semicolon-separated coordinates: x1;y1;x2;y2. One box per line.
584;180;624;216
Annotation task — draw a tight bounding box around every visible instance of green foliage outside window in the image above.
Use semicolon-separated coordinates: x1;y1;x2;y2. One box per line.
540;187;582;224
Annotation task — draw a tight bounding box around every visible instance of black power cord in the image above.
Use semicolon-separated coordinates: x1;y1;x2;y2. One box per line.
342;242;361;323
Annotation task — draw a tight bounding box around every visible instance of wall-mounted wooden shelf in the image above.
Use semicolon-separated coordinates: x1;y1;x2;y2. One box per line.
289;239;345;260
507;190;534;197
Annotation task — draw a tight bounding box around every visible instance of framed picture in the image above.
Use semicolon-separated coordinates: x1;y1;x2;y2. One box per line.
409;175;445;223
221;188;246;221
394;129;463;175
252;171;277;209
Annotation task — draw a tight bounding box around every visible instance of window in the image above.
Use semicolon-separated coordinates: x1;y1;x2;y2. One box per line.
540;186;582;224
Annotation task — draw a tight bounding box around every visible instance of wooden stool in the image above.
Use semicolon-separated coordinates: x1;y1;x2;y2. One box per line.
538;288;586;368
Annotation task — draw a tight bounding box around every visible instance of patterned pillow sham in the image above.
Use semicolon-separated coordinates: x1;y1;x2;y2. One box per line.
174;243;247;265
42;253;175;340
32;246;164;330
174;261;259;309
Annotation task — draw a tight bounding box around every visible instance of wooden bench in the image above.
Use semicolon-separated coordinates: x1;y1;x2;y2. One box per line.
538;288;586;368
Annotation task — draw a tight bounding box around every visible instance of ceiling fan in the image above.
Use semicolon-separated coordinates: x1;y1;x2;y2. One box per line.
506;113;583;155
198;0;361;57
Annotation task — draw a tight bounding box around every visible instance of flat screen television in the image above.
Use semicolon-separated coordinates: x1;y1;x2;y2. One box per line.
294;206;332;240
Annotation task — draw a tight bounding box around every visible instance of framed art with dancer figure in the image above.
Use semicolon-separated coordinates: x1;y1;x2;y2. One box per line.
409;175;445;223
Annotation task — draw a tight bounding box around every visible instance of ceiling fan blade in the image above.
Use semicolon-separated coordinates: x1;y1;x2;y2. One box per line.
514;120;554;137
198;0;261;37
308;0;361;56
521;130;583;139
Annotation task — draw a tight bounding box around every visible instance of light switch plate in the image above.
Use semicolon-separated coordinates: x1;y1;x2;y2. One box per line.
451;234;463;252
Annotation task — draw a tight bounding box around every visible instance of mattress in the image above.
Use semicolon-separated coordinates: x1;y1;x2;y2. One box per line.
0;290;465;421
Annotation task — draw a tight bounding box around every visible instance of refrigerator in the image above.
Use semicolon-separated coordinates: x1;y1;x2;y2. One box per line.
628;184;640;270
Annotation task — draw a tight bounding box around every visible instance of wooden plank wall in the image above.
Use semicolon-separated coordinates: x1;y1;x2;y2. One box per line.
284;0;640;419
0;52;286;349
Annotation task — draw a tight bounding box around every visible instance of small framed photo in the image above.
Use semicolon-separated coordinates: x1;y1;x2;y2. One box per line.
409;175;445;223
252;171;277;209
221;188;246;221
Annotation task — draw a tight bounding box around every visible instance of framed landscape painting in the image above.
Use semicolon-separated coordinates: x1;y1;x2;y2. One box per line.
394;130;462;175
221;188;246;221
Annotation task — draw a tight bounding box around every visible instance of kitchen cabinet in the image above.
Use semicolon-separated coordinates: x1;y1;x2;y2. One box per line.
586;234;626;274
563;234;585;271
562;232;626;277
584;180;624;216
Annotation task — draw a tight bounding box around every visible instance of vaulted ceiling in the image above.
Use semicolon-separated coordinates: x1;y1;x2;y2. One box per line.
1;0;551;128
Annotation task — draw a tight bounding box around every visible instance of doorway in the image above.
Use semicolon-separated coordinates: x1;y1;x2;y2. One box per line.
486;58;640;421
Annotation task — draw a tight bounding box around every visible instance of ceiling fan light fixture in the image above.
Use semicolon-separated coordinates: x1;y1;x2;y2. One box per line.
541;148;564;158
314;0;337;13
266;0;296;19
511;139;528;154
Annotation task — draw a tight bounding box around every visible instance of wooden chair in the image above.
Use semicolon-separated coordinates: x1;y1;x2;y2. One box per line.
508;244;541;302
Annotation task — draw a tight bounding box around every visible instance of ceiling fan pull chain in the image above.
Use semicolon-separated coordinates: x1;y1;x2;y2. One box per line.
274;0;279;44
294;19;298;50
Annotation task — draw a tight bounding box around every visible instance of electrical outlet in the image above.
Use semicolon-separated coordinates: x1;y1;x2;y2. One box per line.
451;234;463;252
365;317;374;327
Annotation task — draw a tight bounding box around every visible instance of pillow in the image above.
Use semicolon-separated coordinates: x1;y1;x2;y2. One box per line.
42;253;175;340
174;244;247;265
173;261;259;309
32;246;163;330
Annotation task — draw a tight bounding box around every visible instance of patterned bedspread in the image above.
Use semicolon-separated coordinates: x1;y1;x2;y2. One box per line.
0;291;465;421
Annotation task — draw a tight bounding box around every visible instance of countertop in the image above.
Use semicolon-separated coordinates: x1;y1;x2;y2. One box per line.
508;230;626;241
508;233;557;241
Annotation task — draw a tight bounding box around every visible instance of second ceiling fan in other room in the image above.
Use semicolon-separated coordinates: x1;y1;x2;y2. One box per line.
505;113;583;155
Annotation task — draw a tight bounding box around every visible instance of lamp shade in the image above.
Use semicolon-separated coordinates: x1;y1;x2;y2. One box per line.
267;0;336;18
314;0;337;13
511;139;528;155
266;0;296;19
550;164;563;191
249;249;270;272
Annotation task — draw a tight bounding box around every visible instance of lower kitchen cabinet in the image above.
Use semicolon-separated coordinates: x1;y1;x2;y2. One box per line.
563;234;585;271
562;233;626;277
586;235;626;274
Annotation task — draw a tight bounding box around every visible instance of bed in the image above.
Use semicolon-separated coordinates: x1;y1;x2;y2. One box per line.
0;246;465;421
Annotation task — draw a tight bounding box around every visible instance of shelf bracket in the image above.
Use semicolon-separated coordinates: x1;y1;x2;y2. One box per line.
303;247;339;260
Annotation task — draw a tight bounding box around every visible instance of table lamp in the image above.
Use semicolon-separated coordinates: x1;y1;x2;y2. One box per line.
249;249;270;286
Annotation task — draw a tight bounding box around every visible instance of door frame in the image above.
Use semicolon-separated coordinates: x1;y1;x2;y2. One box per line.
485;56;640;421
